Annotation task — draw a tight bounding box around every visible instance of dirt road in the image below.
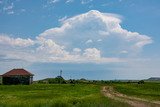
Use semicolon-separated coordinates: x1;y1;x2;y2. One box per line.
101;86;160;107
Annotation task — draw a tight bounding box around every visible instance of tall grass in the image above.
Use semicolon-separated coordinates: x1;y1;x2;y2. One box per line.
113;82;160;101
0;84;130;107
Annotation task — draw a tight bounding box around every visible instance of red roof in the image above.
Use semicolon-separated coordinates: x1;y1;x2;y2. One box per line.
2;69;34;76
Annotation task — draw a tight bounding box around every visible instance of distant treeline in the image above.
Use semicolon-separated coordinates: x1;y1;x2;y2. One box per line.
34;76;146;85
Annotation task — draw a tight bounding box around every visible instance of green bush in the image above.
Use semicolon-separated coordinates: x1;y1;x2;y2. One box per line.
138;80;144;84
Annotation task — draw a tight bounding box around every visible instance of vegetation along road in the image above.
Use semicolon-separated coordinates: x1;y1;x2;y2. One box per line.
102;86;160;107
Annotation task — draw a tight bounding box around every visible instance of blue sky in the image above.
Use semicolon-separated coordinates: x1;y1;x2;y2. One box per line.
0;0;160;80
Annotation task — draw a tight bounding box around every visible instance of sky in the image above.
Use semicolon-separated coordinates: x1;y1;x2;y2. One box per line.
0;0;160;80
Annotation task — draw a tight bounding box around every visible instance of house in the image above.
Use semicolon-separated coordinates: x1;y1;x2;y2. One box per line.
0;76;2;84
1;68;34;85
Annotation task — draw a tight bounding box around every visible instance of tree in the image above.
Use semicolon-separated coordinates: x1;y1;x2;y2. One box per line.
138;80;144;84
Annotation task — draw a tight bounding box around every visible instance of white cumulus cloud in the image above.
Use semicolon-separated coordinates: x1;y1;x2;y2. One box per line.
83;48;100;59
0;10;153;63
0;34;35;47
85;39;93;44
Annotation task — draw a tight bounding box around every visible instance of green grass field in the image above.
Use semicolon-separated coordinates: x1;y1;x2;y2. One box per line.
0;84;130;107
0;82;159;107
113;82;160;101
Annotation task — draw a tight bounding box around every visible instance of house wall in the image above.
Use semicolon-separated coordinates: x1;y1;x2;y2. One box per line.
0;76;2;84
2;76;31;85
30;76;33;84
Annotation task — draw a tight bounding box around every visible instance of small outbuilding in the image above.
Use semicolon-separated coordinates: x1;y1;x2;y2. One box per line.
1;68;34;85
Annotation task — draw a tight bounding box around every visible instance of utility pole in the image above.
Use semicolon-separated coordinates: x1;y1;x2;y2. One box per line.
60;70;62;77
59;70;63;84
